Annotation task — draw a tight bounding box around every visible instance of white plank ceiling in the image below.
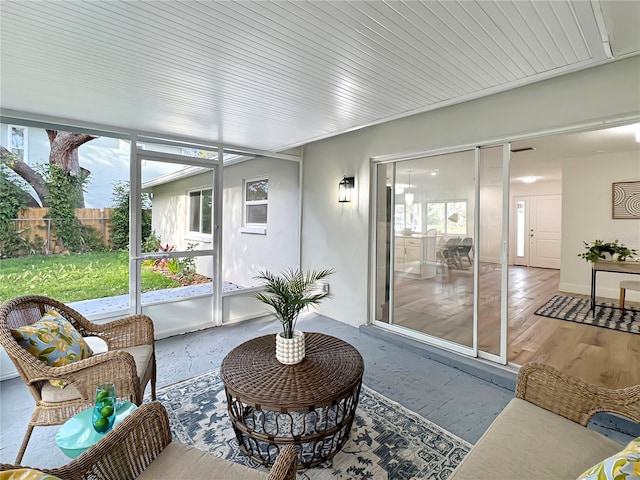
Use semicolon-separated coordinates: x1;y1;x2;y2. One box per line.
0;1;634;152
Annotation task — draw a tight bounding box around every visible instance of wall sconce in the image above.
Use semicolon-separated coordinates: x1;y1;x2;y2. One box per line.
339;176;355;203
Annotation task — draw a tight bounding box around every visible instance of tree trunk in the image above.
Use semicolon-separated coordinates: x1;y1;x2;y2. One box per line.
46;130;96;207
0;146;48;206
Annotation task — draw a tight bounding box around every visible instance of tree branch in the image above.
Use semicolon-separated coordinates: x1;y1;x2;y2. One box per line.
0;146;48;206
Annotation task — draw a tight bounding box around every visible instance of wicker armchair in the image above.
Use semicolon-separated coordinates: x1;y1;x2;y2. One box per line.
0;402;298;480
0;295;157;463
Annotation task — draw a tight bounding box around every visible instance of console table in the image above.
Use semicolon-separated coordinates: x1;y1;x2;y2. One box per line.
220;333;364;468
591;260;640;314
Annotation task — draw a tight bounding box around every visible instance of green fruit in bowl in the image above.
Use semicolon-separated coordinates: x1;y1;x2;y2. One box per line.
100;405;114;418
93;416;110;432
95;390;109;402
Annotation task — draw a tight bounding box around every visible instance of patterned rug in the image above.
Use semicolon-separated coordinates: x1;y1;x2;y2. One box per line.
534;294;640;334
151;370;471;479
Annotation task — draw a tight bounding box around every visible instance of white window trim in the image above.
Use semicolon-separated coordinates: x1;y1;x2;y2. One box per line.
8;125;28;164
243;176;268;230
186;186;213;239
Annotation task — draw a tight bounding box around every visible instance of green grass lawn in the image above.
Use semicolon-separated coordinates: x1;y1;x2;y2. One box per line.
0;251;180;304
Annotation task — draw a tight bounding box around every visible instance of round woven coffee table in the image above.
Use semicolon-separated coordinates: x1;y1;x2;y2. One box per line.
220;332;364;468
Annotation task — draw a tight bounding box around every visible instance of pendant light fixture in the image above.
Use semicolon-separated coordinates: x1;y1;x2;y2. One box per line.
405;171;414;205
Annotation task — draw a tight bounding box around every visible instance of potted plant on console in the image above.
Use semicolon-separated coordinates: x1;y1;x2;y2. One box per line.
579;239;637;262
255;267;333;365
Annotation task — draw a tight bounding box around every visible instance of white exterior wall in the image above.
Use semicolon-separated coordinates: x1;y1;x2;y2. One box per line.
301;57;640;328
150;157;300;288
222;157;300;287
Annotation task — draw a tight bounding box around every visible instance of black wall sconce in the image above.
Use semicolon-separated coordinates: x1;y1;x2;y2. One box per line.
338;176;355;203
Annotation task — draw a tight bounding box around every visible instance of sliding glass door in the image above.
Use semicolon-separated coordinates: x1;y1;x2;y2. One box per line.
372;144;510;364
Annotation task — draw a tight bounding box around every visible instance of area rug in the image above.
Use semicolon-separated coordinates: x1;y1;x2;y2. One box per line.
151;370;471;479
534;294;640;334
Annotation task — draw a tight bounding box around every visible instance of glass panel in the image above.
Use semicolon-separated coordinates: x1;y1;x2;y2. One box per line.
246;179;268;201
138;139;218;161
426;202;445;233
0;124;131;311
189;192;201;232
201;189;212;234
373;163;393;323
246;204;267;224
392;151;475;348
516;200;525;257
447;201;467;235
477;146;504;357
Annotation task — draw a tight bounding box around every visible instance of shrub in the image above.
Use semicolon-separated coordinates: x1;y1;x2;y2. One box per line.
110;181;152;251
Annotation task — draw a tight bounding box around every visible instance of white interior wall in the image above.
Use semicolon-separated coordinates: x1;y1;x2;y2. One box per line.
560;151;640;301
301;56;640;328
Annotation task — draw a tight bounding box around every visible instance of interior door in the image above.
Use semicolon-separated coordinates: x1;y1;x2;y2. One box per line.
529;195;562;269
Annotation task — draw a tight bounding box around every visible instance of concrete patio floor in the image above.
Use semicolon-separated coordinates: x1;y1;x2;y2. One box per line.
0;314;634;470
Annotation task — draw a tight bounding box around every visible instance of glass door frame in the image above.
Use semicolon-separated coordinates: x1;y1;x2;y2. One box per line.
369;144;510;365
129;135;223;326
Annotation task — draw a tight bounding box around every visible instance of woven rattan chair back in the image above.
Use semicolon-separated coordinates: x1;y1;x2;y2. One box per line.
0;295;157;464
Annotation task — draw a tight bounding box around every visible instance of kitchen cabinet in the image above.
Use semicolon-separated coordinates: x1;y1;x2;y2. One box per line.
395;235;437;278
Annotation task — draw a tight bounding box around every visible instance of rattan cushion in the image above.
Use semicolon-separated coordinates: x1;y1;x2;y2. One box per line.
40;345;153;403
136;442;269;480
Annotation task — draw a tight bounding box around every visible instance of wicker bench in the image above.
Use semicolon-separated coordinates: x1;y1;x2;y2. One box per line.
0;402;297;480
449;363;640;480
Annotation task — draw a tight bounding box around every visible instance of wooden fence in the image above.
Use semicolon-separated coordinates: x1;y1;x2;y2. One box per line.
14;207;113;254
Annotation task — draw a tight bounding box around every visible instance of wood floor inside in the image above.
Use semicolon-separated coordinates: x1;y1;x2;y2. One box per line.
387;264;640;389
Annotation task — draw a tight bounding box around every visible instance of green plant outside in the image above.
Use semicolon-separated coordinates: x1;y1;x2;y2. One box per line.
0;251;179;303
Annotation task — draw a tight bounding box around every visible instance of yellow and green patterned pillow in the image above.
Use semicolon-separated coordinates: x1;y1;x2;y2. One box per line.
0;469;62;480
10;309;93;387
577;437;640;480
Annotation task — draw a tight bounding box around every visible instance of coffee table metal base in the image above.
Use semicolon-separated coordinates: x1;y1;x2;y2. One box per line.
227;386;361;468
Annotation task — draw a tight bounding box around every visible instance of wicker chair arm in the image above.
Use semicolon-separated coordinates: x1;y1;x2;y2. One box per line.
1;402;298;480
31;350;140;403
83;314;155;350
267;444;298;480
515;363;640;426
0;402;172;480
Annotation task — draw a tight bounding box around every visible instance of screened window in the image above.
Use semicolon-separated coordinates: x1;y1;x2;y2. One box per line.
188;188;212;234
426;200;467;235
245;178;268;226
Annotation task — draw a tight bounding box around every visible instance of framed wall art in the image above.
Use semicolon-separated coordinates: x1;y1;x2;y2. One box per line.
612;181;640;219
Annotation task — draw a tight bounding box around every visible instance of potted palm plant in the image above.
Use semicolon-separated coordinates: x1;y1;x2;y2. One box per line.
255;267;333;365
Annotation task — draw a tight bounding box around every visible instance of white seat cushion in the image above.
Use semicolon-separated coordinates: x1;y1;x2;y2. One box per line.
449;398;623;480
41;345;152;403
620;280;640;291
137;442;269;480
